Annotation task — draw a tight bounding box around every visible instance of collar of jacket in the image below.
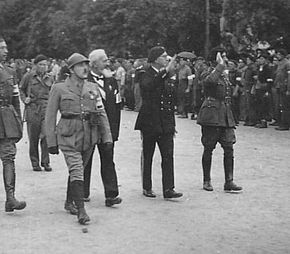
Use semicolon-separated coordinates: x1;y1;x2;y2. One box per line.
65;77;91;96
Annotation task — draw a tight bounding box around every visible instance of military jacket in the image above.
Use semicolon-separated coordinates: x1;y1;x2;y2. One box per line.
19;70;53;119
255;64;272;91
45;77;112;152
134;66;176;135
274;58;290;92
0;63;22;140
197;64;235;128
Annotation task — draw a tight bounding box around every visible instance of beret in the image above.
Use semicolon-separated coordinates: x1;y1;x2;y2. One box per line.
148;46;166;63
34;54;48;64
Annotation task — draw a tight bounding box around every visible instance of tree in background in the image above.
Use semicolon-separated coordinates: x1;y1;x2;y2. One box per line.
1;0;290;59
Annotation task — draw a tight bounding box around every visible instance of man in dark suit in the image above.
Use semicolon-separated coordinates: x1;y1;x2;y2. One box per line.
82;49;122;207
134;46;182;199
197;50;242;193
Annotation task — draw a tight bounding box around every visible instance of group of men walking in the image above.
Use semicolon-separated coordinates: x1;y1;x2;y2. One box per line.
3;34;264;226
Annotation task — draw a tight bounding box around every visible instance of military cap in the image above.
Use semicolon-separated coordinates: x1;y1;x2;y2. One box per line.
34;54;48;64
147;46;166;63
67;53;89;69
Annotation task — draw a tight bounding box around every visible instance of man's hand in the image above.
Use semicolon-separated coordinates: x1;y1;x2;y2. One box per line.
166;55;177;73
216;52;225;65
48;146;59;155
24;97;31;104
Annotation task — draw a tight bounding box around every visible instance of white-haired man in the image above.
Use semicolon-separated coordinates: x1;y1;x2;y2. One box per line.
83;49;122;207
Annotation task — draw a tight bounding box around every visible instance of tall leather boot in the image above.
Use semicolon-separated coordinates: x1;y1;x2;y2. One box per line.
223;148;242;192
71;180;90;225
3;163;26;212
202;147;213;191
64;176;78;215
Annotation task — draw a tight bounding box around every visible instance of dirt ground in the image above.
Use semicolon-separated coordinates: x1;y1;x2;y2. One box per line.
0;110;290;254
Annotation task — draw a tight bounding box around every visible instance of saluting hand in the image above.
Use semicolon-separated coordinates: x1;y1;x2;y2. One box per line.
216;52;225;65
166;54;177;73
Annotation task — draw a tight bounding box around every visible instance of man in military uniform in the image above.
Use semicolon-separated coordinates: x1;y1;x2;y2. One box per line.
45;53;112;225
19;54;53;171
134;46;182;199
197;50;242;193
177;57;193;118
80;49;122;207
0;36;26;212
243;55;257;126
274;49;290;131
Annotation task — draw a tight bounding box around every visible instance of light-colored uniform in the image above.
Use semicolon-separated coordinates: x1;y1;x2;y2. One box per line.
45;77;112;181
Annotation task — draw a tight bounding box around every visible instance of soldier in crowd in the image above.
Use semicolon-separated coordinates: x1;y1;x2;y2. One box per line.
133;58;147;112
191;57;207;120
45;53;112;224
227;60;240;125
236;57;247;122
80;49;122;207
243;55;257;126
253;53;272;128
19;54;53;172
273;49;290;131
114;58;126;107
197;50;242;193
176;57;193;118
134;46;183;199
124;59;135;110
0;35;26;212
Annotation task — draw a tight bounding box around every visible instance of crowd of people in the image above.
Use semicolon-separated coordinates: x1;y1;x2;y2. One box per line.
1;32;290;225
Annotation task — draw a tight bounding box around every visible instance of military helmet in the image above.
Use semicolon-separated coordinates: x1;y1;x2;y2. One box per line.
67;53;89;69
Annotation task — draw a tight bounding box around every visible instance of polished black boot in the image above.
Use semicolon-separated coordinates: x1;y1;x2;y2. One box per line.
3;163;26;212
64;177;78;215
71;180;90;224
223;151;242;193
202;148;213;191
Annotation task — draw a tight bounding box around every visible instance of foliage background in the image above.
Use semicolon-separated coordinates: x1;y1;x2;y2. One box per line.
1;0;290;59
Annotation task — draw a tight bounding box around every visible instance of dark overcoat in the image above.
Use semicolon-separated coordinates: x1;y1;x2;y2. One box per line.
134;66;176;135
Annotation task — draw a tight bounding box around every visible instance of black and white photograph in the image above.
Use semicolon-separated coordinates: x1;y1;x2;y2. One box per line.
0;0;290;253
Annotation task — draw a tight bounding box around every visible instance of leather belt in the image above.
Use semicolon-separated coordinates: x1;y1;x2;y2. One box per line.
61;113;90;121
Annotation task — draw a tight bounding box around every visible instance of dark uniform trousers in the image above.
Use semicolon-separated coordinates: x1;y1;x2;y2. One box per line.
141;132;174;192
84;143;118;199
201;126;235;183
26;103;49;168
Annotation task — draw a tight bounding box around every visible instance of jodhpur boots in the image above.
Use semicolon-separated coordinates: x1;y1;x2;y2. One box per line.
223;156;242;193
3;163;26;212
71;180;90;225
202;153;213;191
64;177;78;215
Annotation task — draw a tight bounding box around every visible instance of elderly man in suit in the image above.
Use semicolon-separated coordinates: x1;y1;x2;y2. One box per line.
45;53;112;225
135;46;182;199
81;49;122;207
